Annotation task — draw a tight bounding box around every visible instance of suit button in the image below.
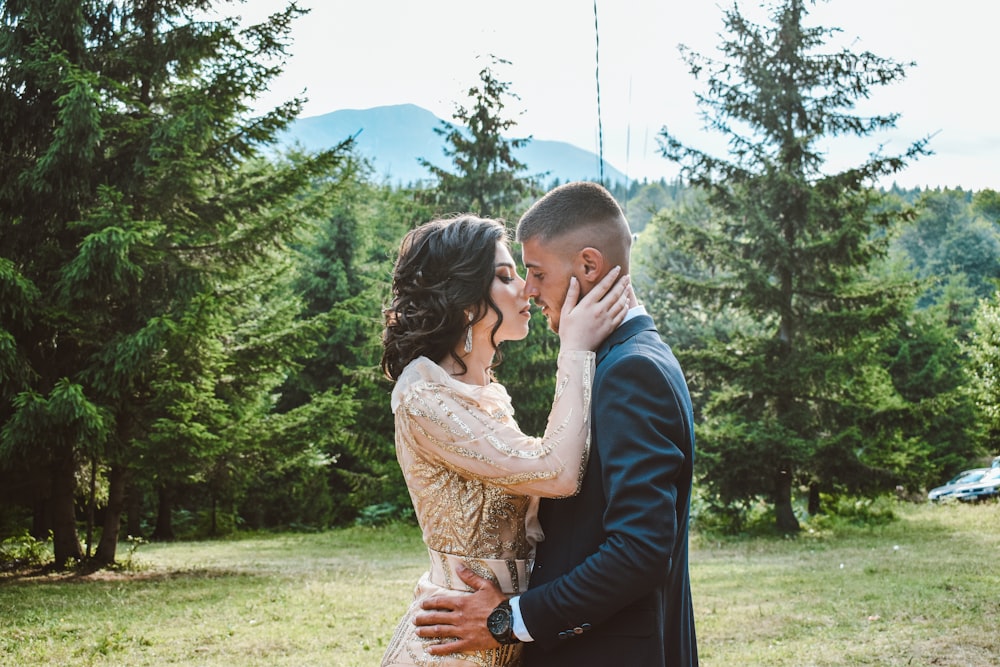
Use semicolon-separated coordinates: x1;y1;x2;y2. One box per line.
573;627;584;635
581;623;592;630
558;631;571;639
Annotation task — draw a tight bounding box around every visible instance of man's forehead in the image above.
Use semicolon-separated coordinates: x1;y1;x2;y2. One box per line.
520;237;557;267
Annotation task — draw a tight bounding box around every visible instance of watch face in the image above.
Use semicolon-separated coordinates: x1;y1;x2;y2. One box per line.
487;608;510;635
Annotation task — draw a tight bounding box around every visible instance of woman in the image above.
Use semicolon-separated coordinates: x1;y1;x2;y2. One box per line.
380;215;629;667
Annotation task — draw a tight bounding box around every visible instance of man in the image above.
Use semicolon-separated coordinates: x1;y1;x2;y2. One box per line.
414;181;698;666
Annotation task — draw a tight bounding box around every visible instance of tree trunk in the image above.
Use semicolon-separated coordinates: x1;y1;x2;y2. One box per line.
774;467;800;533
50;453;83;566
94;465;127;566
151;484;174;541
807;482;821;516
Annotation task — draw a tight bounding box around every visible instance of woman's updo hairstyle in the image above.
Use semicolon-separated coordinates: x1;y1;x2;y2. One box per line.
381;215;508;381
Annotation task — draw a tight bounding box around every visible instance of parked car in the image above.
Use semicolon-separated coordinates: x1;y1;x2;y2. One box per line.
927;468;990;502
952;467;1000;503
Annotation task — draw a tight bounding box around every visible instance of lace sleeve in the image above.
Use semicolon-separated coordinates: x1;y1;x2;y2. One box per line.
395;350;595;497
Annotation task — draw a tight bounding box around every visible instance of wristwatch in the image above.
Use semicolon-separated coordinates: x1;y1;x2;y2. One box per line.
486;599;521;645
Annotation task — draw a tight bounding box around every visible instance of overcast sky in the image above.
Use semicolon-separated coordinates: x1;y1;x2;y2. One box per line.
236;0;999;191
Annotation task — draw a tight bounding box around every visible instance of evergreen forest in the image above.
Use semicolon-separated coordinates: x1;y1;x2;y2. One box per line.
1;0;998;569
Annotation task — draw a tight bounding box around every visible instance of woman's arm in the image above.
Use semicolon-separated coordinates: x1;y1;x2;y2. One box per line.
395;348;595;497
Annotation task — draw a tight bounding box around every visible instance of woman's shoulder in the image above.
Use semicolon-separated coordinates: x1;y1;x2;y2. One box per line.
391;357;509;413
391;357;463;411
397;356;447;387
392;357;442;408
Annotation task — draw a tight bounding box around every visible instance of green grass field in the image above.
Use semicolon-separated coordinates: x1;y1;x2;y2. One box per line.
1;501;997;666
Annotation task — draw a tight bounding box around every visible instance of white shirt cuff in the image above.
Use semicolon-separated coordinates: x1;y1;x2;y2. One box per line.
510;595;534;642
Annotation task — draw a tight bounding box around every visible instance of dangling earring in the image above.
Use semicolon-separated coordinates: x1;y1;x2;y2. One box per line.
464;312;473;353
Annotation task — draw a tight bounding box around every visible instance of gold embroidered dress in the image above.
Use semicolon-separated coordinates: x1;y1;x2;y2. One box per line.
381;350;595;667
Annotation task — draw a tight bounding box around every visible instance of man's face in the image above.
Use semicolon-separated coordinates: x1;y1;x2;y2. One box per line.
521;237;577;333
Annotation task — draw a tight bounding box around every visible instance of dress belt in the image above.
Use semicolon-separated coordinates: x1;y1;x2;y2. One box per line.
426;548;533;595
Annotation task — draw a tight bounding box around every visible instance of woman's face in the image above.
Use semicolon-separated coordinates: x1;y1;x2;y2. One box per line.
475;242;531;346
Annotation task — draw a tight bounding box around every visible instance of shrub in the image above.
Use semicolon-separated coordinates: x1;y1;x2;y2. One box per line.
0;531;51;570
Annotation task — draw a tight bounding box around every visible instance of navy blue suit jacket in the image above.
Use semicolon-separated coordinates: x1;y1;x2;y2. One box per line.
520;314;698;667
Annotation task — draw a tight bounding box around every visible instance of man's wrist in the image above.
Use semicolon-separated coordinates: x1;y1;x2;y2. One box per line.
509;595;534;642
486;599;521;645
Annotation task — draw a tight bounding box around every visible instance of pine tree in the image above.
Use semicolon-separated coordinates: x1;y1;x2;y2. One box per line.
965;293;1000;453
420;55;539;219
893;189;1000;307
880;274;984;486
261;179;419;527
0;1;353;565
656;0;929;531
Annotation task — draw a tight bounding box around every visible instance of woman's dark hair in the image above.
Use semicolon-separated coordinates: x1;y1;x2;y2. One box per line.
381;215;509;381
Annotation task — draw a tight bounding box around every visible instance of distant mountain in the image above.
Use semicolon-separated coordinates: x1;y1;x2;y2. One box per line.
278;103;627;186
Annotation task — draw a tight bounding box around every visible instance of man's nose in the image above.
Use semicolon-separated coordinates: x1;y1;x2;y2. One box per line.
516;273;527;294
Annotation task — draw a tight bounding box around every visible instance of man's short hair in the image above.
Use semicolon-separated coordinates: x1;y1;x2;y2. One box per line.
516;181;631;264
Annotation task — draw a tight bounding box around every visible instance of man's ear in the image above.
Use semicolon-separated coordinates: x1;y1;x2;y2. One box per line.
577;247;606;288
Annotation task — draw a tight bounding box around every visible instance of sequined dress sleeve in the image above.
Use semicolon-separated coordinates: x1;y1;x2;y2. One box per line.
392;349;595;500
